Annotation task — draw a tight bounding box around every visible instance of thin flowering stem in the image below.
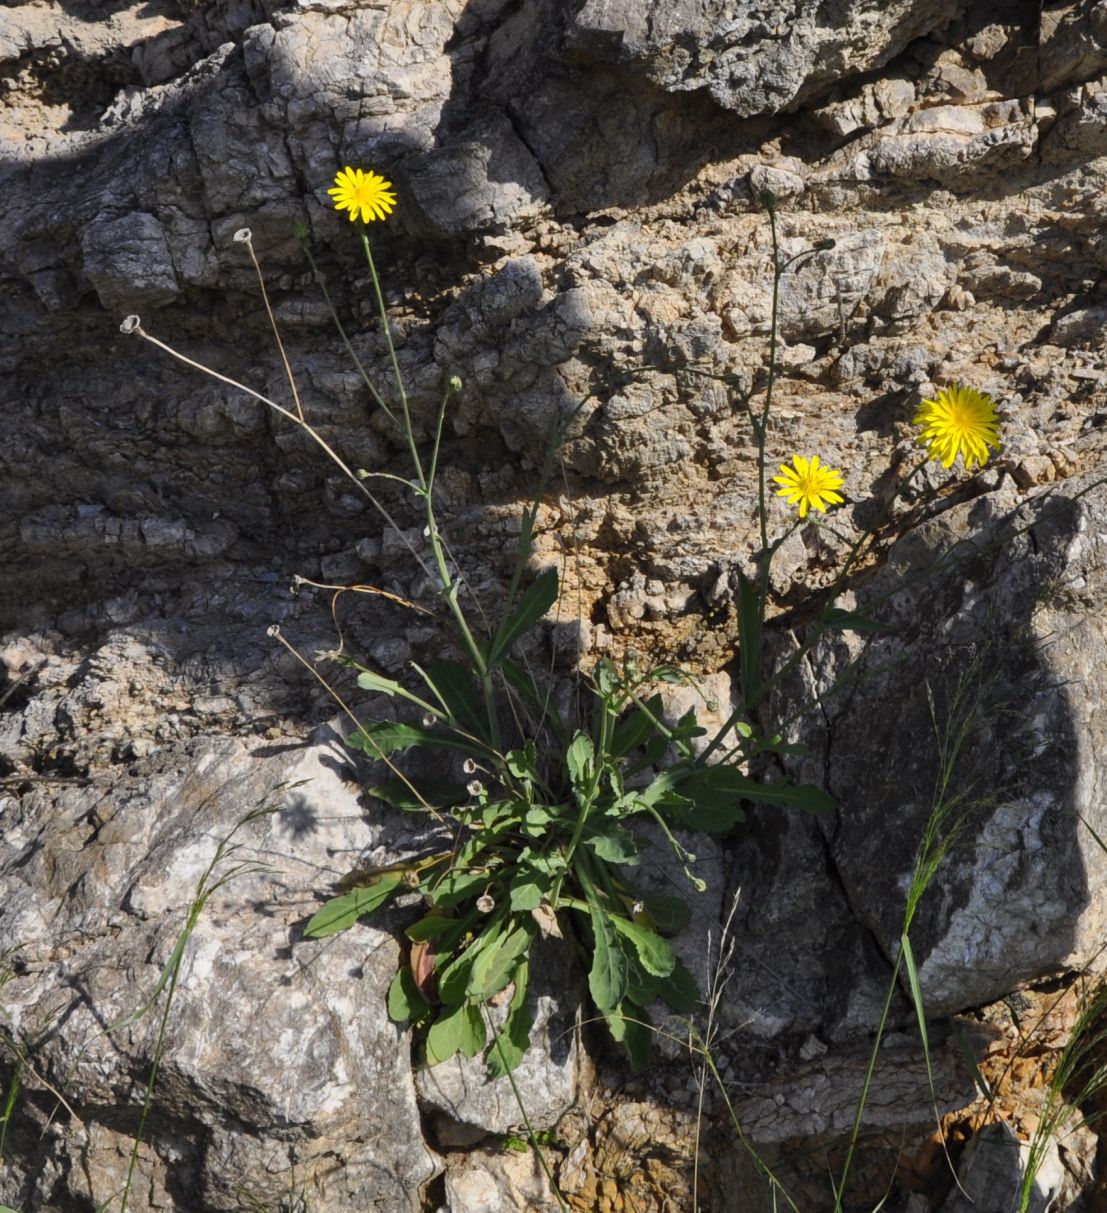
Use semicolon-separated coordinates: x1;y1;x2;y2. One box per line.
357;232;493;713
700;451;932;765
120;318;434;581
267;624;445;821
237;229;305;423
360;231;423;488
753;191;781;575
295;229;400;427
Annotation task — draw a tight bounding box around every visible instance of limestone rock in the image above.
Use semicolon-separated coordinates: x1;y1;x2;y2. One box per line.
566;0;962;116
0;726;442;1212
822;470;1107;1014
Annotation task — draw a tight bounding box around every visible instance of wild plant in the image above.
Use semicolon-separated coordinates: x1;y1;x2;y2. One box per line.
120;173;1005;1110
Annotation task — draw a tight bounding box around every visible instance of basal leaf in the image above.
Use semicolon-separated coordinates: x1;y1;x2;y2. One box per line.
347;719;476;758
436;951;478;1007
566;732;594;793
657;958;701;1013
821;606;889;635
467;925;533;1003
610;917;675;978
303;876;403;938
509;876;545;912
743;780;837;814
425;1005;466;1066
460;1003;487;1059
587;901;627;1013
585;825;640;865
368;778;467;813
486;959;532;1079
387;965;429;1025
487;568;559;669
639;894;692;934
427;870;490;909
624;952;662;1008
414;660;486;735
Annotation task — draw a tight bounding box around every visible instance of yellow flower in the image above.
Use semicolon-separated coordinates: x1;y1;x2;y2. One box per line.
773;454;845;519
327;166;397;224
913;383;1001;469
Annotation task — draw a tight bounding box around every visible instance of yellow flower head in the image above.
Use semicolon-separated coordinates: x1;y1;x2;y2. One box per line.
913;383;1001;469
773;454;845;519
328;166;397;224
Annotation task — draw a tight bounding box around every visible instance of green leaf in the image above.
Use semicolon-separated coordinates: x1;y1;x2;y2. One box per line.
437;951;478;1007
500;659;568;748
657;958;701;1013
635;769;684;810
303;877;403;938
369;778;467;813
509;875;545;912
605;1002;651;1069
487;568;559;668
414;660;486;735
610;694;664;758
425;1003;485;1065
640;894;692;934
355;669;404;697
587;901;627;1013
486;960;533;1079
585;825;640;865
609;917;675;978
387;966;430;1024
623;952;662;1007
505;743;537;781
467;925;534;1003
460;1003;487;1058
821;606;888;634
347;719;477;758
566;732;594;793
736;569;763;707
427;870;490;909
406;912;466;942
620;1007;652;1070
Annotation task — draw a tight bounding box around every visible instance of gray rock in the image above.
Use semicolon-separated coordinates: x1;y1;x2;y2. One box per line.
82;212;181;310
822;471;1107;1015
566;0;960;116
938;1122;1062;1213
404;110;550;235
0;727;441;1212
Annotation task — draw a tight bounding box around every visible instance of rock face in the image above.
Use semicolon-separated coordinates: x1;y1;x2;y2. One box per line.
4;0;1107;1209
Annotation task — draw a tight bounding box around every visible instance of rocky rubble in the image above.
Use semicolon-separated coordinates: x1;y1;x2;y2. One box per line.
4;0;1107;1210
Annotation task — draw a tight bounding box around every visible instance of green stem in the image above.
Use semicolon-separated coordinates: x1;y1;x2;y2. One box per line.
358;234;498;745
360;231;423;487
483;1007;571;1213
